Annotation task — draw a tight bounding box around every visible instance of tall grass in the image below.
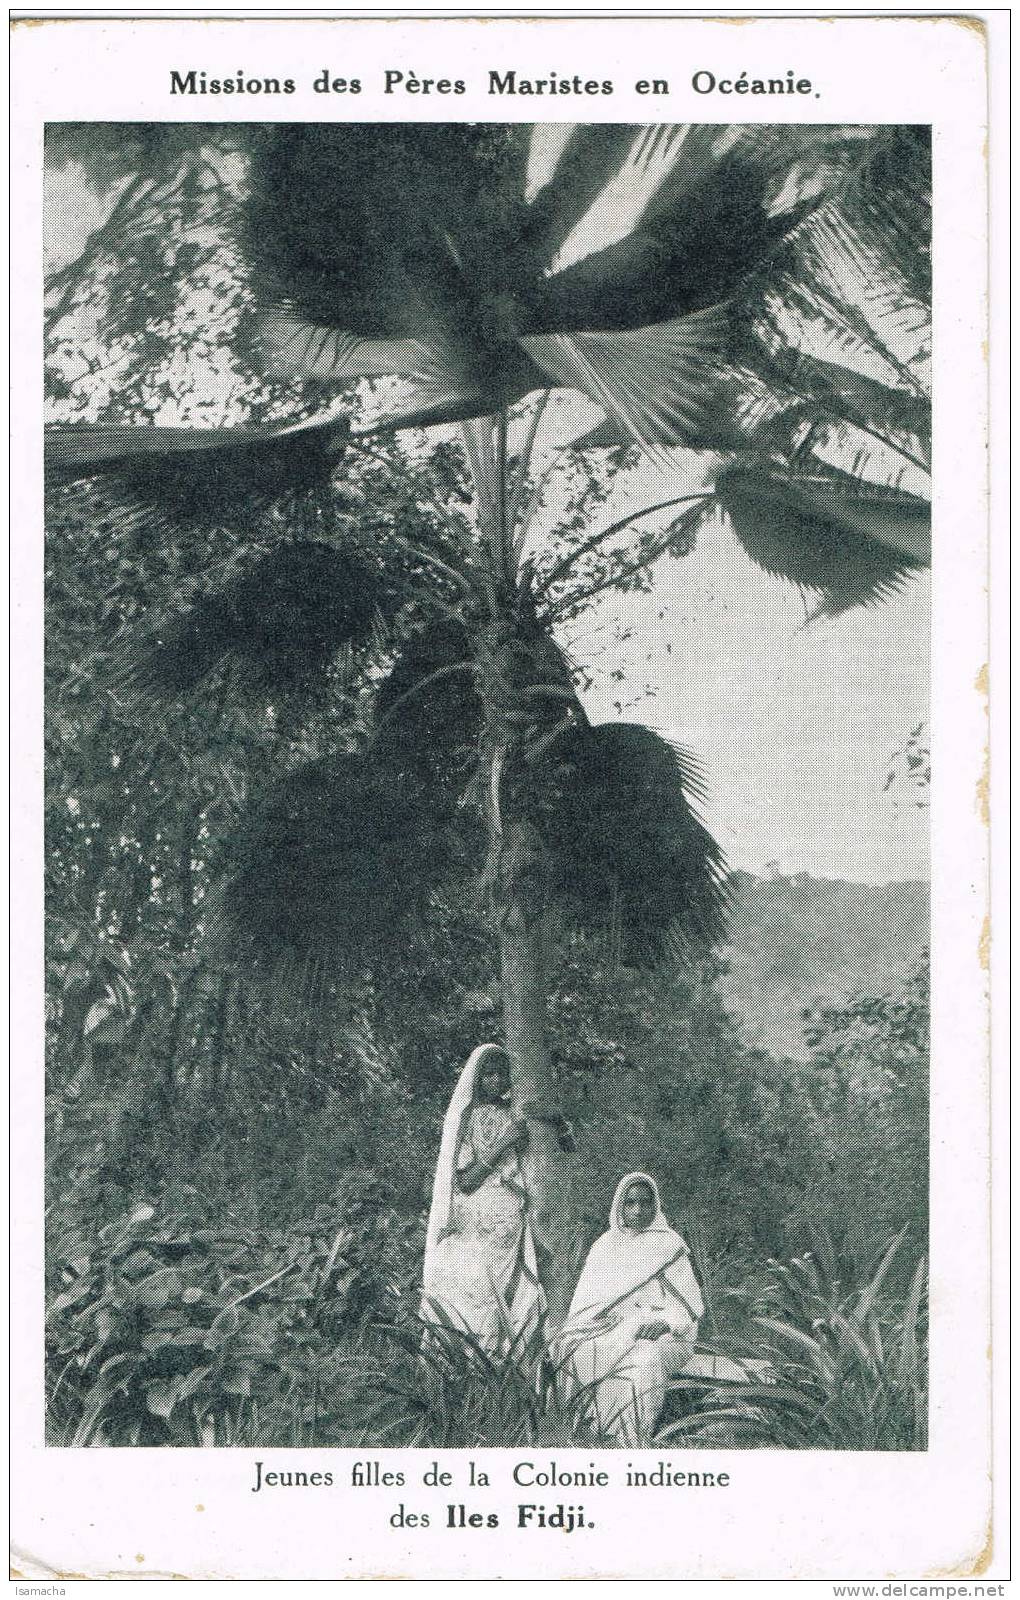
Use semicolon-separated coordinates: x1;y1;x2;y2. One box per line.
331;1311;610;1449
663;1228;928;1450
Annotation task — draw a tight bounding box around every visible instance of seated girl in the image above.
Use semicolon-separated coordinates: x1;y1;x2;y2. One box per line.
554;1172;703;1445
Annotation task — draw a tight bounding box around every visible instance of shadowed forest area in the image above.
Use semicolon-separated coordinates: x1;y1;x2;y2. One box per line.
46;122;930;1448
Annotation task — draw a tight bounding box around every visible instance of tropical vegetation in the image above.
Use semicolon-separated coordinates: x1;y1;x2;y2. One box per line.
45;121;930;1445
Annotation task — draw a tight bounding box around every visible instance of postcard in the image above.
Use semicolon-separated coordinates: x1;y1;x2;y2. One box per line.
10;9;1000;1584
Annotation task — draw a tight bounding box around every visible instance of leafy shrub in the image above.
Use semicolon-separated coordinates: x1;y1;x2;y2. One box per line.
553;950;816;1270
664;1228;928;1450
796;958;929;1279
46;1187;411;1446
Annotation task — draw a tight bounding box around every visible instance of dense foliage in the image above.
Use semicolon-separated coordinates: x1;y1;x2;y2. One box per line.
47;933;929;1445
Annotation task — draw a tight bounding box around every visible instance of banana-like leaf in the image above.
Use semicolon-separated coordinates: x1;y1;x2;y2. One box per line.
715;461;929;617
535;722;728;961
120;541;385;697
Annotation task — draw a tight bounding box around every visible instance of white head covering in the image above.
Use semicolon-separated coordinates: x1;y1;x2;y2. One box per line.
608;1171;670;1236
423;1044;508;1288
563;1171;704;1329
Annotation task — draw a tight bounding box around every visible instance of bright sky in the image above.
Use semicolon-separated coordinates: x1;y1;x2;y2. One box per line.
576;509;929;884
512;391;930;886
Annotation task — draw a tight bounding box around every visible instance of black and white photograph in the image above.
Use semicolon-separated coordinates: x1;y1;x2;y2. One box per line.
13;10;997;1584
43;114;934;1451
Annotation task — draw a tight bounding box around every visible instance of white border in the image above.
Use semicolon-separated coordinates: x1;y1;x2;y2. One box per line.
10;11;999;1583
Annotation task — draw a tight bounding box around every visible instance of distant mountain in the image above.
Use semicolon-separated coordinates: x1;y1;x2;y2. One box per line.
719;869;930;1060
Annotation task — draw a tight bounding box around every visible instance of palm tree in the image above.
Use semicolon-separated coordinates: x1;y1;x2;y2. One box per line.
46;122;931;1319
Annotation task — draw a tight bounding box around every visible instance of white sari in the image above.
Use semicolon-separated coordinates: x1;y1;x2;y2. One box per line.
555;1172;703;1445
422;1045;545;1354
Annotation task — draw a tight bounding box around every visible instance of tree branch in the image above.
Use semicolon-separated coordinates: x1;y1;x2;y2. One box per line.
536;492;711;597
550;515;705;615
45;169;200;334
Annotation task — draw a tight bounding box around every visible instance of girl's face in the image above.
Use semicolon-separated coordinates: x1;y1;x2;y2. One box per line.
622;1181;656;1231
478;1060;510;1103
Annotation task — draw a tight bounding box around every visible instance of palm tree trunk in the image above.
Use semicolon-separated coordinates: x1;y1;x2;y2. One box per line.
469;408;578;1328
495;820;575;1329
499;910;574;1328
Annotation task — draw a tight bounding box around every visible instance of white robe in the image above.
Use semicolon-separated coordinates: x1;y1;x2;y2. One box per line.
422;1046;545;1354
555;1172;703;1445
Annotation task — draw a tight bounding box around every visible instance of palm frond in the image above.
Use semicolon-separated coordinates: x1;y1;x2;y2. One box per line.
523;124;576;204
714;461;929;617
558;365;801;460
522;305;732;458
763;270;929;402
556;339;924;467
533;722;729;961
543;124;694;277
240;124;529;341
756;131;930;378
794;125;931;318
521;125;638;269
749;341;930;459
45;414;350;538
373;619;482;785
536;125;878;332
119;541;386;697
544;125;868;288
215;753;476;972
730;126;930;474
791;413;931;500
253;311;454;387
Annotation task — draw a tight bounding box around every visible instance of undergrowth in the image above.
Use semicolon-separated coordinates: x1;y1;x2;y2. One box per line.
47;1180;926;1451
